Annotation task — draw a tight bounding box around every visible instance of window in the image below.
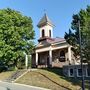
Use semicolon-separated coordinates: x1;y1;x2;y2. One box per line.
49;30;51;37
77;69;82;77
69;69;74;77
59;51;65;62
87;68;90;77
42;29;45;37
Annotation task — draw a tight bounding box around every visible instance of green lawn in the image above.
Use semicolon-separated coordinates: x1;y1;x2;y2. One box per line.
0;68;89;90
0;71;15;81
15;68;87;90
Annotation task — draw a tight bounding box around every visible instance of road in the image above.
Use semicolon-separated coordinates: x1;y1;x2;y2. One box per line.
0;81;49;90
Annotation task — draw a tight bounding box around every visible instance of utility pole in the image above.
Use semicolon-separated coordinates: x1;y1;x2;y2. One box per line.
78;20;85;90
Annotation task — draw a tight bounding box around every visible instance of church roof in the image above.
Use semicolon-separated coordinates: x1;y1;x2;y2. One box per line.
37;13;54;27
36;37;66;48
47;37;66;44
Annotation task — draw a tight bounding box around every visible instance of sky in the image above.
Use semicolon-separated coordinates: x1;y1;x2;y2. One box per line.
0;0;90;44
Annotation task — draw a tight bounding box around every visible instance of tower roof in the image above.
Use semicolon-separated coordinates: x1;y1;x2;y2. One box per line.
37;13;54;27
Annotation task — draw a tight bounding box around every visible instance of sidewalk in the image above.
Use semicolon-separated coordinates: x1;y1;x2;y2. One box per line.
0;81;50;90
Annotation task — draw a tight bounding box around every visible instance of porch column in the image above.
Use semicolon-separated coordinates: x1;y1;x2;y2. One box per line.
36;52;38;67
25;55;28;69
68;46;72;64
49;50;52;67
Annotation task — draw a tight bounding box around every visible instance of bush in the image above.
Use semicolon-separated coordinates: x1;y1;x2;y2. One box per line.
0;66;8;72
0;61;8;72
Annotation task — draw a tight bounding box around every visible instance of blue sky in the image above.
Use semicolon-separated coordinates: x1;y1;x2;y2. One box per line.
0;0;90;44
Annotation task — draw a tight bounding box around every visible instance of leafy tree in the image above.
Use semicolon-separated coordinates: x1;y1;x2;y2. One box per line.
0;8;35;69
64;6;90;64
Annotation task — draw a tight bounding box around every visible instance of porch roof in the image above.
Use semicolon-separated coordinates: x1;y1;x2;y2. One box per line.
47;37;66;44
36;37;67;48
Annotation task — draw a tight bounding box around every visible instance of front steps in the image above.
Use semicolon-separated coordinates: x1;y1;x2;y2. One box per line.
4;70;27;82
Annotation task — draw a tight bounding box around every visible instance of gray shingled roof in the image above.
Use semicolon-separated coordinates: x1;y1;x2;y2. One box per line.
37;13;54;27
47;37;66;44
36;37;66;48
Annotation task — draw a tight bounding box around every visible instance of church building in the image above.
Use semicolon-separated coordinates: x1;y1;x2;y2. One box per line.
31;14;90;78
32;13;78;68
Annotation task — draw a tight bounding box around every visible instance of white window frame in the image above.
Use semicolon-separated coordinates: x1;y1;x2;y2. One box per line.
49;29;51;37
77;68;82;77
86;68;90;77
69;68;74;77
42;29;45;37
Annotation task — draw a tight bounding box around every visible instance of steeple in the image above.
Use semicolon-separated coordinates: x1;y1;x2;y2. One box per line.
37;13;54;27
37;14;54;42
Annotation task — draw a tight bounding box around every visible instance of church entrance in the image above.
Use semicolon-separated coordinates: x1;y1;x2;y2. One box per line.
47;56;50;67
38;51;49;68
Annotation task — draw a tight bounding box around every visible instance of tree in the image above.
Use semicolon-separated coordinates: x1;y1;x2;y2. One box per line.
64;6;90;64
0;8;35;69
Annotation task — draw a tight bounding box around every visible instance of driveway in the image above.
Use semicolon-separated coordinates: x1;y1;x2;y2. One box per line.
0;81;49;90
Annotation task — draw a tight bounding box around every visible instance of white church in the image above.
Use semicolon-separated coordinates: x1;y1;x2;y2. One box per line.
31;14;90;78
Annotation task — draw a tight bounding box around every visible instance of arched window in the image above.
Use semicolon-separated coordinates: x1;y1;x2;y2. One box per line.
59;50;65;62
42;29;45;37
49;30;51;37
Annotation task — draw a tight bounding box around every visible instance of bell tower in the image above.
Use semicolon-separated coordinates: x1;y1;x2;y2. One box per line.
37;13;54;42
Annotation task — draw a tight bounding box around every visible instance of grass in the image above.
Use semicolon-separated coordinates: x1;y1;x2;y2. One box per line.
0;68;89;90
0;71;15;80
16;71;66;90
15;68;87;90
39;68;90;90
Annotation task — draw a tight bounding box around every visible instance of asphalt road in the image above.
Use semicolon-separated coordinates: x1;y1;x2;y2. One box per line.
0;81;49;90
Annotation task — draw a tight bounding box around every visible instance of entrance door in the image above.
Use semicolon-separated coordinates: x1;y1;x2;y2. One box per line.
47;56;50;67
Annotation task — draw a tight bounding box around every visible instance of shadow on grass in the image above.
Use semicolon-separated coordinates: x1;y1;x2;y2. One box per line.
41;67;82;89
37;71;71;90
41;67;90;90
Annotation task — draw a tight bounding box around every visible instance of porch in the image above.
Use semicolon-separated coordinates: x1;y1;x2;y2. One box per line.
32;45;73;68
